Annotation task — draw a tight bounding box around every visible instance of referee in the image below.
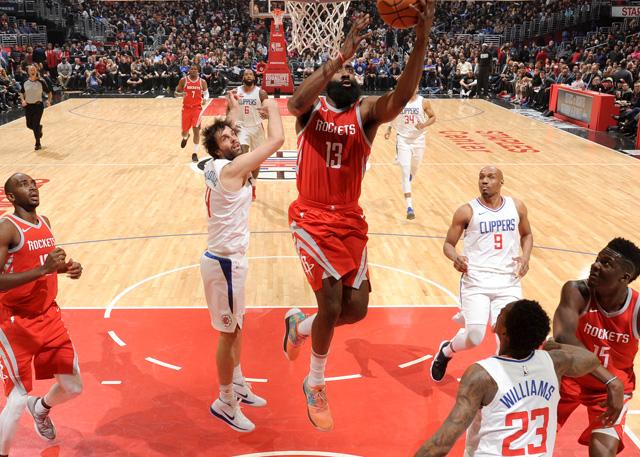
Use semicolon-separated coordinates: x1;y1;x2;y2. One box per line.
20;65;52;150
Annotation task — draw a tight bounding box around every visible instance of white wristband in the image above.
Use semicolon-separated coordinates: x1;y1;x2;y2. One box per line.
605;376;618;386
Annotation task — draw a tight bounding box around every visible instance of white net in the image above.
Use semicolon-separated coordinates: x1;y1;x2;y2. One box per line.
285;0;352;58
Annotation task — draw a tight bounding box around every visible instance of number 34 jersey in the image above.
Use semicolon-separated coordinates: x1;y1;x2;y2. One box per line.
469;351;560;457
296;97;372;206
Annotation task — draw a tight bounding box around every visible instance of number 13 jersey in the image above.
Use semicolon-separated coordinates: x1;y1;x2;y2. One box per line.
296;97;371;206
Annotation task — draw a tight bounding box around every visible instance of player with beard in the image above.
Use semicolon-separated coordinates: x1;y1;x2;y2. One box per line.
201;93;284;432
281;0;436;432
552;238;640;457
0;173;83;454
175;64;209;162
232;69;269;200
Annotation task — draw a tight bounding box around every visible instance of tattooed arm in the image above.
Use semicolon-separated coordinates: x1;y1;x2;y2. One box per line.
414;364;496;457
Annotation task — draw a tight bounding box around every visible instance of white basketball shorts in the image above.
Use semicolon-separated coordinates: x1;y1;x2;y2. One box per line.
238;124;265;150
459;271;522;328
200;251;248;333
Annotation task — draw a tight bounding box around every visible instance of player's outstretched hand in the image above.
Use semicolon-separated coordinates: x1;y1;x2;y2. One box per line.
598;377;624;427
64;259;83;279
453;255;468;273
339;14;372;62
227;89;240;108
412;0;436;40
513;256;529;278
258;105;269;119
43;248;66;274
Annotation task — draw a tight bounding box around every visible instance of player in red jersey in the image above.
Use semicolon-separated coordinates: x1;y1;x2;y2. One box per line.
0;173;83;455
175;64;209;163
281;0;436;432
553;237;640;456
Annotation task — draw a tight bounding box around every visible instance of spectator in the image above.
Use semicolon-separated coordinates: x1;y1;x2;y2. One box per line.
57;57;72;90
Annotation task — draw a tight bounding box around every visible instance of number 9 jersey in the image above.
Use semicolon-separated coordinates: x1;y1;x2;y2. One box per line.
294;97;371;206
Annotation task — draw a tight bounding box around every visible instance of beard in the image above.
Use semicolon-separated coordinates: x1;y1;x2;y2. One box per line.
326;80;361;109
243;78;255;86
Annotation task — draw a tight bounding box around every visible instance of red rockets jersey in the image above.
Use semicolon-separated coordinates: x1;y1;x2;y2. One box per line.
295;97;372;206
0;214;58;316
573;285;639;393
182;76;203;109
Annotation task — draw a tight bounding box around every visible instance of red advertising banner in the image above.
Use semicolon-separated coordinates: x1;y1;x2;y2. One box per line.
263;12;294;95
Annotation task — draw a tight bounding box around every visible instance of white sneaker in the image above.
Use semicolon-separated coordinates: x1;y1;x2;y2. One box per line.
233;381;267;407
26;396;56;441
210;398;255;433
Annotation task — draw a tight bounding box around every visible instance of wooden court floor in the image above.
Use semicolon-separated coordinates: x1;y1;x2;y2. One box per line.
2;97;640;451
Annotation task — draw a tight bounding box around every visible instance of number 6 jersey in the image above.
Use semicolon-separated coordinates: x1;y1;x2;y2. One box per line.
468;351;559;457
463;196;520;278
296;97;371;206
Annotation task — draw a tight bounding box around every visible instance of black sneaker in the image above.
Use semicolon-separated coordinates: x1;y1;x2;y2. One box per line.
430;340;452;382
35;143;42;150
191;153;198;162
181;133;190;148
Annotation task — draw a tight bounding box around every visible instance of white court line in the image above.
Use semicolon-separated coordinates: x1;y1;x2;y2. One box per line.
628;410;640;415
325;374;362;382
107;330;126;347
104;257;459;318
626;426;640;450
233;452;363;457
101;381;122;385
398;354;432;369
245;378;268;383
145;357;182;371
74;304;456;311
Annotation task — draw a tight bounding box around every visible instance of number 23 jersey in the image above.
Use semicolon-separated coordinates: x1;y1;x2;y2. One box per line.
296;97;372;206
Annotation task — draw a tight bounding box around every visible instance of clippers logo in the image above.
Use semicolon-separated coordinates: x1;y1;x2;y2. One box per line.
221;314;233;328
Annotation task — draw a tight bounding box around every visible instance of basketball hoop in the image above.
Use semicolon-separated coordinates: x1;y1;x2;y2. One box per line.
285;0;353;58
272;7;284;32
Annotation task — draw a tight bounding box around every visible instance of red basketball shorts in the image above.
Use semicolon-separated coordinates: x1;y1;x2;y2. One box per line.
558;377;632;453
182;106;202;132
289;199;369;292
0;303;78;396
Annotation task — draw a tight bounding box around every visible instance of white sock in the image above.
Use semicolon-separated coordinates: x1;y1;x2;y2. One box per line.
232;365;244;385
406;197;413;208
298;313;316;336
35;397;50;415
308;350;328;387
443;327;465;357
193;143;199;155
220;383;234;404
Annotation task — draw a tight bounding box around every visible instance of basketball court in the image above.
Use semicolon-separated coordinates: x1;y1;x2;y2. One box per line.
2;96;640;456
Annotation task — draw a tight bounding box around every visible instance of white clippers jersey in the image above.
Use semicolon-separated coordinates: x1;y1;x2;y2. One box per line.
204;159;252;258
392;95;426;140
468;351;559;457
236;85;263;128
463;196;520;275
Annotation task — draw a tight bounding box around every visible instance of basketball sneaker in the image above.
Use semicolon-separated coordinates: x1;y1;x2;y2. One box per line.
180;133;190;148
303;376;333;432
26;396;56;441
191;152;198;162
233;381;267;407
283;308;309;361
406;207;416;220
430;340;452;382
210;397;255;433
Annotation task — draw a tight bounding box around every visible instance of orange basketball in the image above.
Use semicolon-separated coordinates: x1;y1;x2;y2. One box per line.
377;0;419;29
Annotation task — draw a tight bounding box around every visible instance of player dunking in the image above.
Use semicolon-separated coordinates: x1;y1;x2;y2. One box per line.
431;166;533;382
384;86;436;219
175;64;209;162
0;173;83;455
234;69;268;200
553;238;640;456
201;93;284;432
415;299;601;457
281;0;436;432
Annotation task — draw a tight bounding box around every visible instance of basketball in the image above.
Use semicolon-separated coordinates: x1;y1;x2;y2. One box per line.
376;0;419;29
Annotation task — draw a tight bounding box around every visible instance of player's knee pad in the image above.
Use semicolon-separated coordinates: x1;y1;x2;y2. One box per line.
466;324;486;347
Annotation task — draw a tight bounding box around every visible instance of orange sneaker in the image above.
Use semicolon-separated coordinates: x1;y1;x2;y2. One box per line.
303;376;333;432
283;308;309;361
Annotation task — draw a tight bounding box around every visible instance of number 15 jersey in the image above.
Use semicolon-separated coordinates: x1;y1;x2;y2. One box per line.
296;97;372;206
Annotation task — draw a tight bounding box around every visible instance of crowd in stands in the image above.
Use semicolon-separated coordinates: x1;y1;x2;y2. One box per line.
2;0;640;140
